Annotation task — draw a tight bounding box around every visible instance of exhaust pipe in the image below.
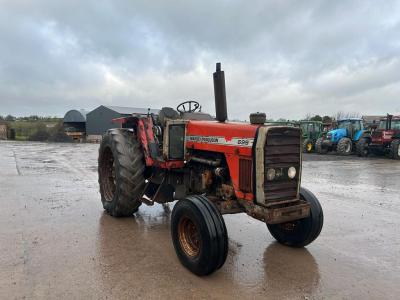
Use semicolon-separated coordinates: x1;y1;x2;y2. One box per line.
387;113;393;130
213;63;228;122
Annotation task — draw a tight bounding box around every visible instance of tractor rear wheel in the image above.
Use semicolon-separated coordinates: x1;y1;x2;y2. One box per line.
303;138;314;153
315;138;327;154
171;195;228;276
267;187;323;247
389;139;400;160
356;137;369;157
337;138;352;155
98;129;145;217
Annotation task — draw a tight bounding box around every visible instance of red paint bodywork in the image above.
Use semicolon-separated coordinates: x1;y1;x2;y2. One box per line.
113;116;260;201
186;121;259;201
371;130;395;145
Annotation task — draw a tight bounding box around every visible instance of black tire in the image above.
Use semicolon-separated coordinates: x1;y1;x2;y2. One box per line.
267;187;323;247
389;139;400;160
98;129;145;217
315;138;327;154
356;137;369;157
303;138;314;153
337;137;352;155
171;195;228;276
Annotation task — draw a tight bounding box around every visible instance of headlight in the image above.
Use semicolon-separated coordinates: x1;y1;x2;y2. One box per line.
288;167;296;179
266;168;276;181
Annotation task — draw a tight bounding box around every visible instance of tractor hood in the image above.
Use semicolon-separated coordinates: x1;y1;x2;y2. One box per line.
326;128;346;141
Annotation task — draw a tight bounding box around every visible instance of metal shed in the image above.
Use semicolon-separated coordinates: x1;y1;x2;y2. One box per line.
86;105;159;140
63;109;88;141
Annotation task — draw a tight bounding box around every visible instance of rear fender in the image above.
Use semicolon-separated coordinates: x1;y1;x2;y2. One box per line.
354;130;367;142
137;117;157;166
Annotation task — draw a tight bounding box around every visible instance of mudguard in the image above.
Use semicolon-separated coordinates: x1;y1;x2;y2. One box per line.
354;130;367;142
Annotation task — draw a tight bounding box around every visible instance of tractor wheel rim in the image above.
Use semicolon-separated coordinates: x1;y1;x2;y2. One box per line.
178;216;200;257
398;145;400;156
346;143;351;152
307;143;312;151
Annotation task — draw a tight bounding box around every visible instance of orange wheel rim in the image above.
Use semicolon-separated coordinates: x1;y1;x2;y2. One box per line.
178;216;201;257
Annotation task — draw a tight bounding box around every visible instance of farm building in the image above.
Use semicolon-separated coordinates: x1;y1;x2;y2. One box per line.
86;105;159;141
63;109;88;142
362;115;384;130
0;121;8;140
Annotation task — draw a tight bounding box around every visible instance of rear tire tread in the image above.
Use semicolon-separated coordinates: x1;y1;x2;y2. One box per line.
98;129;145;217
390;139;400;160
337;137;352;156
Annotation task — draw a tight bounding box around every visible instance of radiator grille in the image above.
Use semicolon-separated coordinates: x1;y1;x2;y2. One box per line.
239;158;252;193
264;127;300;203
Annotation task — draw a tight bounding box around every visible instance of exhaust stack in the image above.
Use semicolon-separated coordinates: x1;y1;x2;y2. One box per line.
387;113;393;130
213;63;228;122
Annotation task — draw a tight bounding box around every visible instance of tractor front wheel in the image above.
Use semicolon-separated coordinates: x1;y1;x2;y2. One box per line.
389;139;400;160
356;137;370;157
303;138;314;153
171;195;228;276
337;138;352;155
315;138;327;154
267;187;323;247
98;129;145;217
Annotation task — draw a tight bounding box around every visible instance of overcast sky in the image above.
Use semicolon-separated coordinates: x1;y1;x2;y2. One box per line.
1;0;399;120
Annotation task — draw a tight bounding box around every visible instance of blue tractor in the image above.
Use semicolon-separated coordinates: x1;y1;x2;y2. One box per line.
316;118;368;155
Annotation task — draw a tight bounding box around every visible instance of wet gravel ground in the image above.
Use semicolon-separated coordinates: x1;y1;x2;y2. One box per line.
0;141;399;299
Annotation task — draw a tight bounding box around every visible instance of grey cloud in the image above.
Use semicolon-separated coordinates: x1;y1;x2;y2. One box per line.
0;0;400;118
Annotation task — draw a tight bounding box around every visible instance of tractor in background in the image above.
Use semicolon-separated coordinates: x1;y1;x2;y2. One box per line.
356;114;400;159
316;118;368;155
300;120;323;153
264;120;299;127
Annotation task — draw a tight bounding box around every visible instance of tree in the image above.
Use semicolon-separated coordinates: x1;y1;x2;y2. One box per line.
277;118;288;122
5;115;15;122
310;115;323;122
322;115;332;123
304;113;312;120
335;111;361;120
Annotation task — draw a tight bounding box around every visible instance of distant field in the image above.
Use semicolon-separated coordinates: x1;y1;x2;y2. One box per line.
9;120;60;140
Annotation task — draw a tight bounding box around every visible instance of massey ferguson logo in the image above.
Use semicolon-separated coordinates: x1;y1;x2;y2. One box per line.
187;136;220;143
186;136;254;147
237;139;249;145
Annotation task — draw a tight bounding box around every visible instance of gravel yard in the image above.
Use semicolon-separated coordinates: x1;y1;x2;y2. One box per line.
1;141;399;299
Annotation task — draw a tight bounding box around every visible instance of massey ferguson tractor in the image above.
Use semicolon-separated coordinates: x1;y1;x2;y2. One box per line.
98;63;324;276
356;114;400;159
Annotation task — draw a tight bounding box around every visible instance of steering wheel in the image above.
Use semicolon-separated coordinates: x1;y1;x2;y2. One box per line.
176;100;200;114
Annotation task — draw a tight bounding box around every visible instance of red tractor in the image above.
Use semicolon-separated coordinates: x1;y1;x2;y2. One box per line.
357;114;400;159
98;63;324;275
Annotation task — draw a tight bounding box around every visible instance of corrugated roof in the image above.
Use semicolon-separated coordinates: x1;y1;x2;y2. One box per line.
105;106;159;115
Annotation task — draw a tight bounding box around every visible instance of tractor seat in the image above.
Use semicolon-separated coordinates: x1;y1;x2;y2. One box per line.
158;107;180;125
181;112;215;121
